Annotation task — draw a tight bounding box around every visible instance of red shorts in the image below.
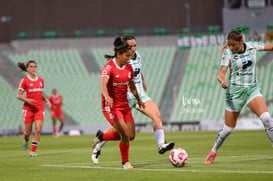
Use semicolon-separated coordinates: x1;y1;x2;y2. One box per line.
103;109;134;125
50;108;64;118
22;109;44;124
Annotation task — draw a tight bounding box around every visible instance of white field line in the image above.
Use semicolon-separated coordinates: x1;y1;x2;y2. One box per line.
41;154;273;174
41;164;273;174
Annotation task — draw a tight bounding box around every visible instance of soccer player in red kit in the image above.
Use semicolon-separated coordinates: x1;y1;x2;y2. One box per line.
92;36;145;169
49;88;65;136
17;60;51;157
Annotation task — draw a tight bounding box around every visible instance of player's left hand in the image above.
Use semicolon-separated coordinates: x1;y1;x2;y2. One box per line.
137;100;145;109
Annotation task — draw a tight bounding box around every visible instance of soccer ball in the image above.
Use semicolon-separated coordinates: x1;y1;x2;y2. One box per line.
169;148;188;167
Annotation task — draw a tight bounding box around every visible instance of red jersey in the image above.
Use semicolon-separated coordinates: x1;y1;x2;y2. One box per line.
49;94;62;110
100;58;134;111
18;75;44;111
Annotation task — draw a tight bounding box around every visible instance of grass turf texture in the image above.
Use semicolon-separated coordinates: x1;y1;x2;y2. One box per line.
0;130;272;181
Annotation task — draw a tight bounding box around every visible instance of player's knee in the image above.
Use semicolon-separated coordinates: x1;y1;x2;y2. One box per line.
260;112;273;128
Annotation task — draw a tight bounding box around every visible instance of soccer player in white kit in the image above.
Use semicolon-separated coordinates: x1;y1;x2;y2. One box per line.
92;35;175;164
205;30;273;164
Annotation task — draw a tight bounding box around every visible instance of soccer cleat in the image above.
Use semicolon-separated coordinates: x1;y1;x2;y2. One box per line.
91;149;101;164
158;141;175;154
122;162;133;169
29;151;37;157
92;130;104;149
23;141;28;150
205;150;217;164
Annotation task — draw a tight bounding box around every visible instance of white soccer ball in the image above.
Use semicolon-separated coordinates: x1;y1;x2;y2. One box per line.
169;148;188;167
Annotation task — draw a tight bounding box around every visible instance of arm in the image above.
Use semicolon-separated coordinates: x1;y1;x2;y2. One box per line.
17;89;35;105
100;76;113;107
128;79;145;109
141;72;147;92
264;43;273;51
217;66;229;89
43;95;51;108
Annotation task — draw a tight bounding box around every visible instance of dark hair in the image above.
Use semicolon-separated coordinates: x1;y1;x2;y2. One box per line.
17;60;37;72
222;30;243;52
227;30;243;42
122;34;136;42
104;36;130;60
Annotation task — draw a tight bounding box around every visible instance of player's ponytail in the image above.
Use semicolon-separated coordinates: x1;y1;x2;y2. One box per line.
17;60;37;72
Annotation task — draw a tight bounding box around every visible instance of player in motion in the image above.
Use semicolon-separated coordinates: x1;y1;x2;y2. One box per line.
49;88;65;136
205;30;273;164
94;36;144;169
92;35;174;164
17;60;51;157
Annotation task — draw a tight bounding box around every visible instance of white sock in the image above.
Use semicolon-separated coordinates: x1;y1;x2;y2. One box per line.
154;129;165;147
212;125;234;153
95;141;107;151
259;112;273;146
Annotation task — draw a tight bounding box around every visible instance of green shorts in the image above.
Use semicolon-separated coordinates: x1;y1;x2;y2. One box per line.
127;92;151;109
225;85;263;112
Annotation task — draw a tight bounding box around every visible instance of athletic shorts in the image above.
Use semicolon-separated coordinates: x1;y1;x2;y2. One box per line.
22;109;45;124
50;108;64;118
127;92;151;109
103;109;134;125
225;84;263;112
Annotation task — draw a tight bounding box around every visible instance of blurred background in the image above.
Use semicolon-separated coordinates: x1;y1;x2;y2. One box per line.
0;0;273;136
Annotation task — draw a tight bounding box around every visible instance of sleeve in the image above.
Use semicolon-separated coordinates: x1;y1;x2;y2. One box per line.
252;41;264;51
18;78;26;91
220;49;231;66
100;64;112;78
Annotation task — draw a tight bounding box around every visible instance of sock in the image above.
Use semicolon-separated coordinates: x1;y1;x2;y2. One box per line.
154;129;165;147
211;125;234;153
259;112;273;146
119;142;129;163
103;131;121;140
24;135;29;142
30;141;39;152
53;127;57;135
95;141;107;151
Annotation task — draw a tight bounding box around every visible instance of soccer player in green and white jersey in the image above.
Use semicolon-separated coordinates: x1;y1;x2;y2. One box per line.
91;35;175;164
205;30;273;164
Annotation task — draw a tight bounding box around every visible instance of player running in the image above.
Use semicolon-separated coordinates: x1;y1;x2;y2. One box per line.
94;36;144;169
17;60;51;157
205;29;273;164
91;35;174;164
49;88;65;136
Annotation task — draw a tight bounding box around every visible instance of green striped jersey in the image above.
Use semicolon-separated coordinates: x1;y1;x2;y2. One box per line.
127;51;146;98
221;41;264;87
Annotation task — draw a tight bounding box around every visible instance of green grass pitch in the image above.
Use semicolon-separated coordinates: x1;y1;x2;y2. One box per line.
0;130;272;181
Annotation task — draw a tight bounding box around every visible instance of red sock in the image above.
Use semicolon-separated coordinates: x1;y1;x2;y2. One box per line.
30;141;39;152
119;142;129;163
24;135;29;142
103;131;121;140
53;127;57;135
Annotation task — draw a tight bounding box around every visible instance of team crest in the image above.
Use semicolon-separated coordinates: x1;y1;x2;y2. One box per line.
115;75;120;78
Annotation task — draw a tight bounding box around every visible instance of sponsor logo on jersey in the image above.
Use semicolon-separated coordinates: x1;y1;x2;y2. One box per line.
29;88;43;92
113;81;129;86
115;75;120;78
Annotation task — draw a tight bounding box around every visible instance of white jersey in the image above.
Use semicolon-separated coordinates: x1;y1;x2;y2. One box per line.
127;51;147;99
221;41;264;87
